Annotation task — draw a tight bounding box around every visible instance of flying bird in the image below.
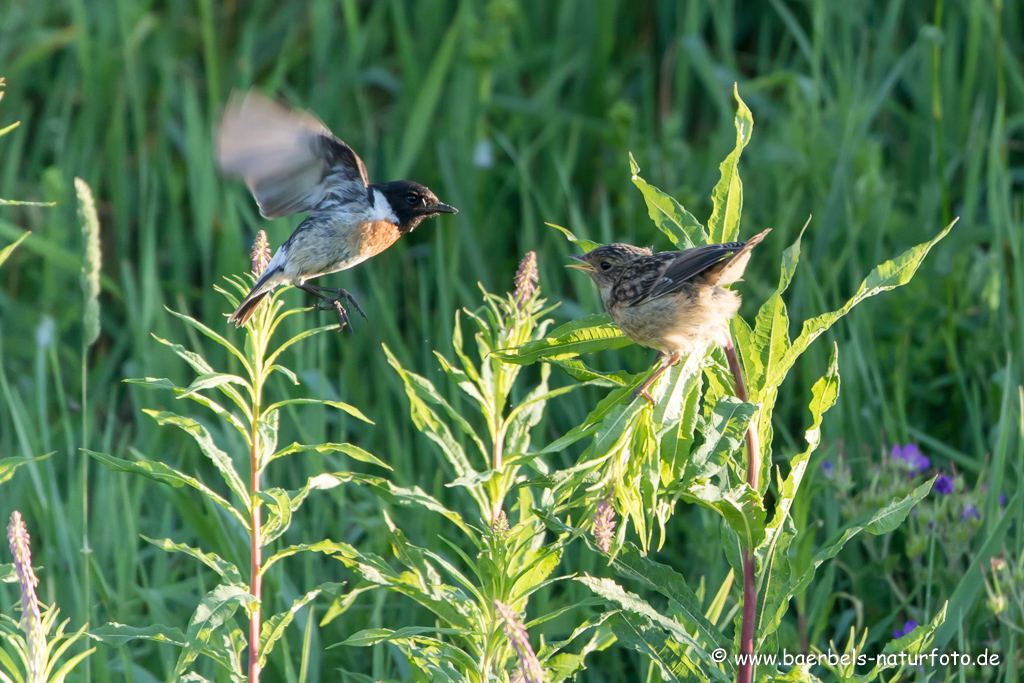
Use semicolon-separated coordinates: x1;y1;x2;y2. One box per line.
216;91;457;328
568;229;771;400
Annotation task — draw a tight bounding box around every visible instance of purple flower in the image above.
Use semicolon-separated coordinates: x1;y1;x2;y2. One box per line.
961;504;981;521
893;620;917;639
892;443;930;476
933;474;954;495
821;461;835;479
999;493;1006;508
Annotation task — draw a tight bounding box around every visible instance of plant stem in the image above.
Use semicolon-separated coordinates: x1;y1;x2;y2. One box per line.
724;337;759;683
249;352;263;682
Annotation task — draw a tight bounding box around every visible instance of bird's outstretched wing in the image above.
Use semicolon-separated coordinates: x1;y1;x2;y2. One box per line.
617;229;771;307
216;91;371;218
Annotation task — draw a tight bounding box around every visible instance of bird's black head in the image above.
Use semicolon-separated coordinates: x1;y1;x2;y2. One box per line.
376;180;457;232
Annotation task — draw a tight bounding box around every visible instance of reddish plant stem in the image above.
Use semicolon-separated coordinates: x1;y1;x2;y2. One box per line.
249;409;262;682
724;337;760;683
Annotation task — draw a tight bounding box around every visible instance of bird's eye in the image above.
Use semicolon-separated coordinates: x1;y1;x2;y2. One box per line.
405;193;418;205
599;261;613;271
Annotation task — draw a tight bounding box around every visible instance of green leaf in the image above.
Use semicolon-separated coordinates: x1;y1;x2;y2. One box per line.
339;626;474;648
608;542;730;652
493;314;630;365
682;396;757;484
707;85;753;244
384;345;489;515
0;452;53;484
256;408;279;470
141;536;245;587
0;231;30;269
173;585;257;679
88;623;188;648
683;482;766;549
262;540;358;575
629;153;707;248
789;480;934;601
178;373;252;401
547;222;601;252
261;398;372;424
755;345;840;646
258;584;344;667
152;334;251;416
580;576;728;681
547;359;632;386
265;324;338;369
766;220;956;398
166;307;253;378
143;410;249;510
85;449;249;530
609;612;709;683
267;442;391;470
259;488;293;546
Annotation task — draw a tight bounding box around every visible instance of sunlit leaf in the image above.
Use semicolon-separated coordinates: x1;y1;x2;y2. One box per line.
707;85;753;244
141;536;245;587
493;314;629;365
173;585;257;679
629;153;707;248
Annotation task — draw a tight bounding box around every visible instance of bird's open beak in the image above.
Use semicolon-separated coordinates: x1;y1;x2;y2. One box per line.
565;253;595;272
433;202;458;214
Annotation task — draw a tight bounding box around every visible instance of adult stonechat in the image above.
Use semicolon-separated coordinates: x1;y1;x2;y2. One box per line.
216;91;457;328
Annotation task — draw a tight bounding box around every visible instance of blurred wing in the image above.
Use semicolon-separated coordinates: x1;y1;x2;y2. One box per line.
216;91;370;219
622;243;744;306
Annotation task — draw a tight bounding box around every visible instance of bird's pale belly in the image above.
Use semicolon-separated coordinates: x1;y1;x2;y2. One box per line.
612;286;741;354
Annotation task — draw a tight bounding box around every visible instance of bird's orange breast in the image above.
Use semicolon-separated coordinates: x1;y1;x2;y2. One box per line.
357;220;403;258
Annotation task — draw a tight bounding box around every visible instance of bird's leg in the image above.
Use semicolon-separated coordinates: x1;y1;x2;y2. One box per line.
297;285;367;332
632;350;682;404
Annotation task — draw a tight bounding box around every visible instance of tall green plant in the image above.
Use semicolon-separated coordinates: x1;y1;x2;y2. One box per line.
86;233;379;682
496;88;956;682
323;253;611;681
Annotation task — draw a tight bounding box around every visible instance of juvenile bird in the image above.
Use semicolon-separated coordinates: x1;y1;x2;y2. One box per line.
217;91;457;328
568;229;770;400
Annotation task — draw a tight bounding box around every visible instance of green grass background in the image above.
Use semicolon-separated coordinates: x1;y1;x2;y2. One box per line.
1;0;1021;680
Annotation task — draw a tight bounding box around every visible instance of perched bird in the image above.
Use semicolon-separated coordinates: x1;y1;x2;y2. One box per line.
216;91;457;328
568;229;770;400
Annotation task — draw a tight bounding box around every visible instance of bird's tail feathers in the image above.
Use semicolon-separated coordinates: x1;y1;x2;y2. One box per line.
713;228;772;285
227;267;282;327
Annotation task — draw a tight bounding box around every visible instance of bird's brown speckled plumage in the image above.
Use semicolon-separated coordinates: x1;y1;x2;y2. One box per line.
569;229;770;400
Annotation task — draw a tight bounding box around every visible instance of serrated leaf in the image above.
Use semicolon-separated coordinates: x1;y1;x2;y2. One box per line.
143;410;249;510
707;85;753;244
493;314;630;365
85;449;249;530
262;540;358;575
629;153;707;248
173;585;257;679
141;536;245;587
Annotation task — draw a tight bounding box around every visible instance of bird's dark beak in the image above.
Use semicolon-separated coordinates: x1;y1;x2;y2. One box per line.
565;253;595;272
432;202;458;214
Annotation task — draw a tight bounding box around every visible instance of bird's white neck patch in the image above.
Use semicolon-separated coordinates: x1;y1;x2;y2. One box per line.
371;188;400;225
